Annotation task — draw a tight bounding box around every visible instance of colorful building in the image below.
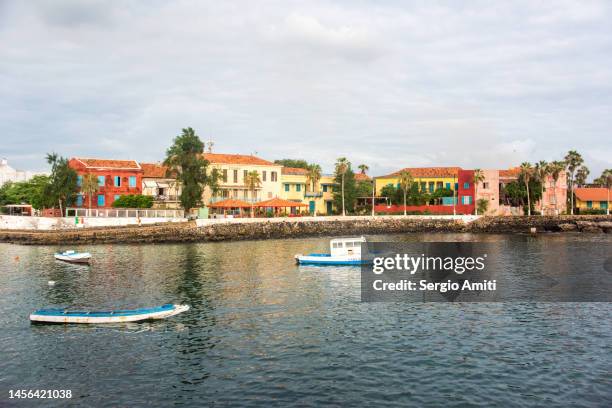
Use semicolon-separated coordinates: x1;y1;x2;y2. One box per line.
574;188;610;213
69;158;143;208
140;163;181;209
202;153;283;204
279;167;336;215
498;167;567;215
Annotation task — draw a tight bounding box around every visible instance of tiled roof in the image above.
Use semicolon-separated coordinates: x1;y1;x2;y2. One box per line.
378;167;461;179
255;197;308;207
282;167;308;175
75;158;141;170
355;173;371;181
208;199;252;208
203;153;276;166
499;167;521;178
140;163;169;178
575;188;610;202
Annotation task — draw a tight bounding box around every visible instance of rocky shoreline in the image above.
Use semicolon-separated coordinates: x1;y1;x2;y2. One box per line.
0;215;610;245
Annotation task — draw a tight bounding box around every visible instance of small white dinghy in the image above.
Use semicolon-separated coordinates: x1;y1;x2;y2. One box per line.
295;236;371;266
54;250;91;264
30;304;190;324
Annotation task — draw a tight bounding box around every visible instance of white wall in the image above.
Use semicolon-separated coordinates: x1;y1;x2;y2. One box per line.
0;215;187;230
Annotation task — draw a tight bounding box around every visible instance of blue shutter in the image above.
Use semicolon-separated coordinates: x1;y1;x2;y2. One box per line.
77;175;83;186
76;195;83;207
97;195;105;207
98;176;105;186
129;176;136;187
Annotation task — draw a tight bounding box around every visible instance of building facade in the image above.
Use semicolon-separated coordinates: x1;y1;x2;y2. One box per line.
498;167;567;215
0;158;48;186
279;167;335;215
574;188;610;213
140;163;181;209
69;158;143;208
202;153;283;204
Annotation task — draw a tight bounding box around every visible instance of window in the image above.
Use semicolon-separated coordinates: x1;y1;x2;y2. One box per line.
243;170;248;180
98;175;105;186
114;176;121;187
420;182;426;192
436;181;443;190
463;182;470;189
233;170;238;183
97;195;105;207
601;201;608;209
263;171;267;182
455;183;459;191
429;182;434;193
129;176;136;187
243;190;248;198
77;175;83;186
76;195;83;207
296;184;301;192
323;185;328;192
462;196;472;205
271;171;277;182
483;182;489;189
396;183;400;189
587;201;593;208
222;169;228;183
114;195;120;201
446;182;450;190
285;184;290;192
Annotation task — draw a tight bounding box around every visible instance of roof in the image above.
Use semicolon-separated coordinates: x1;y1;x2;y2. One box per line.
74;158;141;170
499;167;521;178
378;167;460;179
203;153;276;166
255;197;308;207
355;173;371;181
282;167;308;175
574;188;610;202
140;163;169;178
207;199;253;208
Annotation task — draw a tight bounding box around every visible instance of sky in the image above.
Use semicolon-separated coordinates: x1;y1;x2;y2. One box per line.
1;0;611;178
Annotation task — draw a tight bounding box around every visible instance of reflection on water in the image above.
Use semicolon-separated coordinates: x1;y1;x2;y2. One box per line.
0;233;611;407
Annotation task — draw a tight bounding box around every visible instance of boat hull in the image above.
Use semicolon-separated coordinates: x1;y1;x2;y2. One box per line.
295;254;369;266
54;253;91;264
30;304;190;324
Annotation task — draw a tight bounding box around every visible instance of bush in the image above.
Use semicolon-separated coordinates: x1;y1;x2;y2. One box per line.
579;209;607;215
112;194;154;208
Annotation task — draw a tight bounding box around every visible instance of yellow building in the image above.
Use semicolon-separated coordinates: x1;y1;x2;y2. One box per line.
280;167;336;215
202;153;283;204
375;167;460;196
575;188;610;213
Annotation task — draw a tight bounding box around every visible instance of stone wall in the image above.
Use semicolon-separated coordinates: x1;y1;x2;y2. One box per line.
0;215;609;245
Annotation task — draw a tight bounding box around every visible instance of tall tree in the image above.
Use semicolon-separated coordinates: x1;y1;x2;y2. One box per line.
547;161;565;215
44;153;78;215
306;164;322;193
274;159;310;169
81;173;99;216
164;127;213;216
519;162;534;216
398;170;413;216
534;160;549;216
473;169;485;215
335;157;350;216
244;170;261;217
358;164;369;175
574;166;590;187
564;150;583;214
596;169;612;215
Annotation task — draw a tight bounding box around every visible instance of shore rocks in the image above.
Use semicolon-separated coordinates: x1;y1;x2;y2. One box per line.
0;215;610;245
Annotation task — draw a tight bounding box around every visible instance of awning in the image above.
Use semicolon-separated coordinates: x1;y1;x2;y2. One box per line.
208;199;252;208
255;197;308;208
143;180;158;188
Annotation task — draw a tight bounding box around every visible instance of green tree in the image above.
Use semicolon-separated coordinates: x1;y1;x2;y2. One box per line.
473;169;485;215
519;162;534;216
274;159;310;169
164;127;213;216
81;173;99;215
547;161;565;215
112;195;153;208
593;169;612;186
306;164;322;193
564;150;583;214
358;164;369;175
477;198;489;215
398;170;413;216
0;175;51;210
534;160;548;216
574;165;589;187
594;169;612;215
244;170;261;217
44;153;78;215
334;157;350;216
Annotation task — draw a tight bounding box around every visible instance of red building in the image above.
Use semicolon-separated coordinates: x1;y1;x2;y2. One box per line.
69;158;143;208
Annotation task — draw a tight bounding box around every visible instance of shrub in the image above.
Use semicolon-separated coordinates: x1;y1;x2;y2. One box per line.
579;209;606;215
112;194;154;208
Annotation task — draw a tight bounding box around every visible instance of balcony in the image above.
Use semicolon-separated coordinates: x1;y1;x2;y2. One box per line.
304;192;323;198
154;195;179;202
209;196;261;204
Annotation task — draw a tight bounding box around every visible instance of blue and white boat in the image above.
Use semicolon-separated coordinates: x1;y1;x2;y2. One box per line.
30;304;190;324
295;236;371;266
54;250;91;264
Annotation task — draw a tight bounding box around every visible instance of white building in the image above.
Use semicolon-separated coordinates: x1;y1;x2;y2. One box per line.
0;158;48;186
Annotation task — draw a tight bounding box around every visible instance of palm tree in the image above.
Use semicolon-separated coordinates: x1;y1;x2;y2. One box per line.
547;161;565;215
575;166;589;188
81;173;99;217
534;160;549;216
358;164;369;175
398;170;413;216
601;169;612;216
335;157;350;216
473;169;485;215
244;170;261;218
519;162;533;216
564;150;583;215
306;164;322;193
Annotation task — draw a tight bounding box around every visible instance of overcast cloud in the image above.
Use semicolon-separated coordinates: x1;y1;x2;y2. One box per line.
1;0;611;177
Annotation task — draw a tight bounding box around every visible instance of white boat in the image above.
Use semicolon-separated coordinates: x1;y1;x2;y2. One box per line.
30;304;190;324
295;236;371;266
54;250;91;264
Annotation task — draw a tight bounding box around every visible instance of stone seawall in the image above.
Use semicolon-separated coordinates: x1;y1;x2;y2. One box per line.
0;215;610;245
